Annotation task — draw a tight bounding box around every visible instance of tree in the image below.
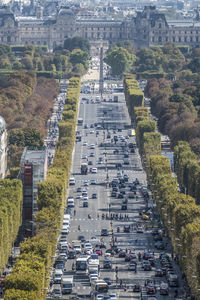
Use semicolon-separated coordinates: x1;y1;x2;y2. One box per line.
70;49;89;69
104;47;136;76
64;36;90;53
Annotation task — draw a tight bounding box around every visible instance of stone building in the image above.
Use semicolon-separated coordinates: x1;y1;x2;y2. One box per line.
0;116;7;179
0;5;199;49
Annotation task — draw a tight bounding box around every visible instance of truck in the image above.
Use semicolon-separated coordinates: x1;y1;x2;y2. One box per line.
88;259;100;275
113;95;118;102
61;276;74;294
81;163;88;175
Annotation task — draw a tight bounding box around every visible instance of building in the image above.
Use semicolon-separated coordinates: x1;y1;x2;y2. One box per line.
0;116;7;179
0;5;200;49
19;148;48;236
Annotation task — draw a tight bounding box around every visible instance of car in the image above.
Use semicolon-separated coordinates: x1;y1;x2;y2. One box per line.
143;261;152;271
77;187;82;192
96;295;104;300
84;180;89;186
121;204;127;210
123;225;131;233
90;152;95;157
90;130;94;134
90;275;98;283
68;250;76;259
82;155;88;159
155;241;165;250
160;282;169;295
83;142;88;146
155;269;163;277
95;249;103;256
52;284;62;298
128;143;134;148
103;259;112;268
146;280;156;294
101;229;108;236
129;262;137;271
91;179;97;185
88;160;93;165
130;148;135;153
119;249;126;258
84;124;89;129
103;277;111;286
92;193;97;199
83;201;88;207
83;195;88;200
154;234;163;241
110;293;117;300
90;144;95;149
111;191;117;197
137;226;144;233
69;177;75;185
92;167;97;173
133;284;141;292
118;193;124;199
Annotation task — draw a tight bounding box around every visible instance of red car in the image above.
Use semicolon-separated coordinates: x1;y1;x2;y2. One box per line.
95;249;103;256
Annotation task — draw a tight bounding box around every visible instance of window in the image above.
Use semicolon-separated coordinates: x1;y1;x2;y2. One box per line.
158;36;162;42
166;37;168;42
185;31;187;34
152;37;155;42
173;30;175;34
159;23;162;28
173;37;175;42
190;37;193;42
196;36;199;42
85;32;87;38
110;32;112;38
185;37;187;42
191;31;193;34
179;37;181;42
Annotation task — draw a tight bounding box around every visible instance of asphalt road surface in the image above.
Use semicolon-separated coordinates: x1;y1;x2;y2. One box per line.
49;77;188;300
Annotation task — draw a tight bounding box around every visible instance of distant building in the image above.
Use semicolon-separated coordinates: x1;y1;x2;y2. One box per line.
0;116;7;179
0;5;200;48
19;148;48;236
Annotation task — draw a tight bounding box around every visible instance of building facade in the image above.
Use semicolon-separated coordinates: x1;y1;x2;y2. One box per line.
19;148;48;236
0;5;200;49
0;116;7;179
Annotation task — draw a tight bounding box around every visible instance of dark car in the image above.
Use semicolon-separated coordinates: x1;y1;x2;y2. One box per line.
92;193;97;199
133;284;141;292
160;282;169;295
128;143;134;148
151;228;159;235
119;249;126;257
118;193;124;199
155;241;165;250
111;191;117;197
104;277;112;285
155;269;163;277
116;163;122;168
68;250;76;259
121;204;127;210
144;261;152;271
154;234;163;241
103;260;112;269
123;225;131;233
101;229;108;236
83;201;88;207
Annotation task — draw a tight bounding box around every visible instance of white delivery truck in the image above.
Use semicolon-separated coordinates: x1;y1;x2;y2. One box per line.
61;276;73;294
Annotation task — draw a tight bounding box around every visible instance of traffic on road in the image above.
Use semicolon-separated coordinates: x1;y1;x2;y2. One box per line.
47;59;190;300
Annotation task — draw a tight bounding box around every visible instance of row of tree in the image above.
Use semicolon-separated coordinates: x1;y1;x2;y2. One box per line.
4;77;81;299
0;40;90;78
0;180;23;273
124;78;200;299
123;74;144;119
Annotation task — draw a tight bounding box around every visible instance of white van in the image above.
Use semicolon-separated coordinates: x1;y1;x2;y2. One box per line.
63;214;70;221
67;199;75;208
69;177;75;185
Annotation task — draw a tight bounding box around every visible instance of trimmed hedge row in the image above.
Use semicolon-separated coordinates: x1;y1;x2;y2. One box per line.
123;74;144;119
174;141;200;203
124;77;200;299
0;180;23;272
4;77;81;300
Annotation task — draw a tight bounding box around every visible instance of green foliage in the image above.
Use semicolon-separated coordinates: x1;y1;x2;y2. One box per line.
70;49;89;70
123;74;144;118
64;36;90;53
9;128;44;147
0;180;23;272
104;47;136;76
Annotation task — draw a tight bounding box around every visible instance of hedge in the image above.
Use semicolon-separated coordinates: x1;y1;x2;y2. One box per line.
0;179;23;272
5;77;81;299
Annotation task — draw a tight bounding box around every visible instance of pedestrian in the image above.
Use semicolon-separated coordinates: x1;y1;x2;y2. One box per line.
120;279;123;288
74;210;76;216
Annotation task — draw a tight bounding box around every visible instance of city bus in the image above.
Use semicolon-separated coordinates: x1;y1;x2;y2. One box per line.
75;256;89;275
90;280;108;299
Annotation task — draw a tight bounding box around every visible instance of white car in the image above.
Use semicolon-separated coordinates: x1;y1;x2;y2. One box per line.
96;295;104;300
84;180;89;186
85;243;93;251
90;152;95;157
83;142;88;146
110;293;117;300
83;195;88;201
69;177;75;185
82;155;88;159
90;275;98;283
82;188;87;193
90;130;95;134
92;168;97;174
90;144;95;149
91;179;96;185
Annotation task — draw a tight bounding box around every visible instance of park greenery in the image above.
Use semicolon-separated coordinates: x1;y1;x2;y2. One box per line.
4;77;81;299
124;74;200;299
